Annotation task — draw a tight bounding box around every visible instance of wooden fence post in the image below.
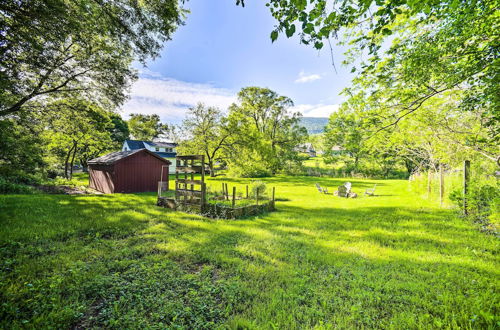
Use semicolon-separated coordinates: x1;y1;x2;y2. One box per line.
246;185;249;199
201;183;206;206
463;160;470;215
221;182;225;198
439;163;444;207
225;183;229;200
272;187;275;202
427;169;432;198
232;186;236;208
256;189;259;205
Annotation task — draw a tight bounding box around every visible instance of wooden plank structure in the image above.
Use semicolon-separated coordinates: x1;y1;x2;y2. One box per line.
158;154;276;219
175;155;206;210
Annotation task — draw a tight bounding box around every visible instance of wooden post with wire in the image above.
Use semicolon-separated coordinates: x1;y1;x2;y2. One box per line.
232;186;236;208
439;163;444;207
463;160;470;215
157;165;169;198
427;169;432;197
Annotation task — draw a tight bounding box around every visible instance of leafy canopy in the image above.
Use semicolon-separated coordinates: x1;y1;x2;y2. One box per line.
128;114;169;141
0;0;185;116
226;87;307;176
179;103;233;176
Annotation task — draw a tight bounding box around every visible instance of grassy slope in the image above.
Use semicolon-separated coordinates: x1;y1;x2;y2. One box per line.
0;176;498;328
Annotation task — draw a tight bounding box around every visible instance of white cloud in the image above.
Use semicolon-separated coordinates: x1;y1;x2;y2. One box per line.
292;103;339;118
121;70;338;123
121;73;237;123
294;70;322;83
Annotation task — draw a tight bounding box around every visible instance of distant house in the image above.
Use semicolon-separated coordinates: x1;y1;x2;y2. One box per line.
295;143;317;157
330;145;345;155
123;139;177;172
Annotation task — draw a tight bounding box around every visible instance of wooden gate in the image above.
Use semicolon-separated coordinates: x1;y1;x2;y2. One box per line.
175;155;206;210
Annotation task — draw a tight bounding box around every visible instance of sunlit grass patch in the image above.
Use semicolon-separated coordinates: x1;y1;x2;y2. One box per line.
0;175;498;328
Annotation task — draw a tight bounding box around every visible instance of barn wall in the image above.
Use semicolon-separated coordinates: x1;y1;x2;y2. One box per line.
89;164;115;193
114;151;169;193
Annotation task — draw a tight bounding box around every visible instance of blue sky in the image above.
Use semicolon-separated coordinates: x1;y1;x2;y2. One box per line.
122;0;355;124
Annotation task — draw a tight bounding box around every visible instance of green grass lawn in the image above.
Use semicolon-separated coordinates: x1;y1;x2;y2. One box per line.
1;175;498;328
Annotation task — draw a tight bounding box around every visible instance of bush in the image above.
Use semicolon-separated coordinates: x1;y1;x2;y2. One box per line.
227;163;272;178
449;181;500;228
0;169;42;185
250;181;267;197
0;176;35;194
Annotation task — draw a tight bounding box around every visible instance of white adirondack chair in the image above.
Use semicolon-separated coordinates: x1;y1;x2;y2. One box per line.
365;184;377;196
315;183;328;194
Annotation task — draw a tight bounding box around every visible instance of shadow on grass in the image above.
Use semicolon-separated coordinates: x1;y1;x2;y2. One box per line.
1;188;498;328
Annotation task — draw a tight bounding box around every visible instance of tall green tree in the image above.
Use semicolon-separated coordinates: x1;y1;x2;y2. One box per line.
0;113;45;178
43;99;113;179
226;87;307;176
178;103;233;177
324;108;365;169
0;0;184;117
255;0;499;164
109;114;130;148
128;114;169;141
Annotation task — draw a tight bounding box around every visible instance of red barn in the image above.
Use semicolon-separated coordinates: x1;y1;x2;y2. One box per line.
88;149;170;193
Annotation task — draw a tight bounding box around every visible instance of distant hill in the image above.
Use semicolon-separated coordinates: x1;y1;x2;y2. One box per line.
299;117;329;134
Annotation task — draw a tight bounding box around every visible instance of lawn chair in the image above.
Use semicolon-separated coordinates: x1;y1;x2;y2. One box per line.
365;184;377;196
315;183;328;194
344;182;352;194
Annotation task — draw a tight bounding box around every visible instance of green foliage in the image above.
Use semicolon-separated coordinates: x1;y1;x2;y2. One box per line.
0;116;45;177
0;177;35;194
250;180;267;197
225;87;308;176
43;99;114;178
178;103;232;177
449;176;500;231
450;183;499;219
0;0;184;117
260;0;499;167
226;151;273;178
108;114;130;148
324;106;365;168
128;113;169;141
1;176;499;327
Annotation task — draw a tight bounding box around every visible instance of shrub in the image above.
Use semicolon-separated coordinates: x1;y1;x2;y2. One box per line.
449;181;500;227
0;176;34;194
227;163;272;178
250;181;266;197
0;169;42;185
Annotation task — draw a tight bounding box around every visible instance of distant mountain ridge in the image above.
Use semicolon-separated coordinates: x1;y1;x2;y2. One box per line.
299;117;329;134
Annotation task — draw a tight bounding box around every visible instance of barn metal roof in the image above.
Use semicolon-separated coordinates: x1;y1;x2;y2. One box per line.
146;141;177;148
88;149;171;165
125;139;177;149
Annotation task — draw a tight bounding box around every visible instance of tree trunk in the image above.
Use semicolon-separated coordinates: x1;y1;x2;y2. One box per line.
64;144;75;179
208;160;215;177
69;142;78;180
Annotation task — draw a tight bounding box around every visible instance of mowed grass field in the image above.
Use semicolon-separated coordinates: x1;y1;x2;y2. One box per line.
0;175;498;328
